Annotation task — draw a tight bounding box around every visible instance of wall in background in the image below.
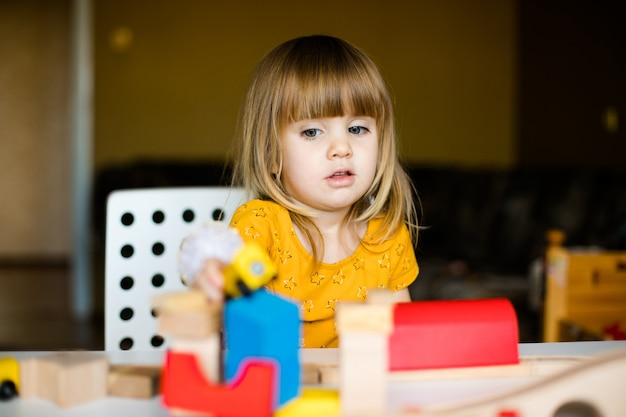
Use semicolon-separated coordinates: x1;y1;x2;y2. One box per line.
0;0;72;258
94;0;516;170
518;0;625;167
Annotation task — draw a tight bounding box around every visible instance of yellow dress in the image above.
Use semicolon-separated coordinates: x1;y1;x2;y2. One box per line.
230;199;419;348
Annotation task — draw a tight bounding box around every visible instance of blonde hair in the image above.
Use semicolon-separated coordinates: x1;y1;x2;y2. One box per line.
233;35;419;260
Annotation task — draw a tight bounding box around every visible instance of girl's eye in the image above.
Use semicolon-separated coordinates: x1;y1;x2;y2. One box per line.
302;128;321;138
348;126;368;135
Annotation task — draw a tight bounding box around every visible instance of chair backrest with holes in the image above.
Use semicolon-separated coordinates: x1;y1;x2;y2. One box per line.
104;187;248;351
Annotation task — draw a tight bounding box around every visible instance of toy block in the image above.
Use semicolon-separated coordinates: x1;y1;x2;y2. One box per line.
224;288;300;407
366;288;399;305
336;298;394;334
301;363;321;385
336;300;394;417
170;334;221;383
389;298;519;371
340;332;388;417
300;363;339;385
153;289;222;339
19;352;108;408
155;289;223;383
274;388;340;417
161;351;275;417
108;365;161;399
318;364;340;385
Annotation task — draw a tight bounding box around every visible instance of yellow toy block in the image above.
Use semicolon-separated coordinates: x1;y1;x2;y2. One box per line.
274;388;340;417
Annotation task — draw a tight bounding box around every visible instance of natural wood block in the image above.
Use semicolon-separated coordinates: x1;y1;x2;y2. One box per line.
365;288;397;305
336;302;393;334
108;365;161;399
301;363;320;385
153;290;222;339
152;289;211;312
19;352;109;408
170;334;222;383
301;363;341;386
340;332;388;417
318;364;340;385
157;308;221;339
336;298;393;417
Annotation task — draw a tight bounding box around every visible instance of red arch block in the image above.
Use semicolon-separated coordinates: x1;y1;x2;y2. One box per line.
161;351;275;417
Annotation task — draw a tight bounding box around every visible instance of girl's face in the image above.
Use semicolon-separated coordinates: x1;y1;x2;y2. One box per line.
279;115;379;215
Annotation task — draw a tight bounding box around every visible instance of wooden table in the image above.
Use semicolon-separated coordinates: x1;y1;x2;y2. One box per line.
1;341;625;416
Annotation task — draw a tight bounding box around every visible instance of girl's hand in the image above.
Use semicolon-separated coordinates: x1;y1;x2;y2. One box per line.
192;258;227;303
178;221;244;302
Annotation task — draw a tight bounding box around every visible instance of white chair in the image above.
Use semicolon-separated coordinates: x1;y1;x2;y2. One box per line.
104;187;248;351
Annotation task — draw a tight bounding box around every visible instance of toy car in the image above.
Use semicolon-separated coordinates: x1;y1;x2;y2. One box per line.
0;357;19;401
223;242;277;297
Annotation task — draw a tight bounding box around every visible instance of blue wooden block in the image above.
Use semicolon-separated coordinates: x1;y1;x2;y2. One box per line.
224;289;300;407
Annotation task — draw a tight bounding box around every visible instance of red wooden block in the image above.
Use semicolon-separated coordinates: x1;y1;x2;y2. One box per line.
389;298;519;371
161;351;275;417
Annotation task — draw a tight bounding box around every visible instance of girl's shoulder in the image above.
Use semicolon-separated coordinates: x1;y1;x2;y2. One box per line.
361;217;412;252
230;199;294;247
230;199;289;225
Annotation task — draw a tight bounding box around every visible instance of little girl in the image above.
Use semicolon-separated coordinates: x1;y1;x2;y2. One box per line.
188;35;419;348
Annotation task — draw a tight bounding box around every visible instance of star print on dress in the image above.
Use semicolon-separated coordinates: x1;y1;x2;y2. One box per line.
273;230;282;249
253;207;267;218
280;249;292;264
244;225;260;239
353;258;365;270
332;270;345;285
402;256;411;271
326;299;337;311
357;286;368;299
283;276;296;290
396;242;405;256
378;253;390;269
304;299;314;312
310;272;325;285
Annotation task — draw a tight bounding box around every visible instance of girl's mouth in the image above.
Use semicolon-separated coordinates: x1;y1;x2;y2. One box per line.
328;170;353;179
326;170;356;187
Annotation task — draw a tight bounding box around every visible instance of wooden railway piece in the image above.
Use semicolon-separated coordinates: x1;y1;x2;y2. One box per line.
391;347;626;417
303;355;588;386
299;349;626;417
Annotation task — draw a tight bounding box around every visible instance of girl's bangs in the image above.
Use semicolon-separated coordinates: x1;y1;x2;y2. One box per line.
280;69;382;124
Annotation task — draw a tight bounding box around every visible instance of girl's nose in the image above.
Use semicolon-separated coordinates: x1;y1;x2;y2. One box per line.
328;137;352;159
